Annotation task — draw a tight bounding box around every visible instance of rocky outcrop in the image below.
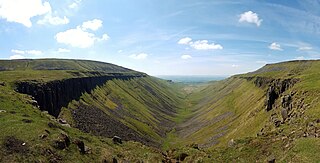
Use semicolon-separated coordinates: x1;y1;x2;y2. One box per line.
240;76;298;111
265;79;298;111
16;74;144;117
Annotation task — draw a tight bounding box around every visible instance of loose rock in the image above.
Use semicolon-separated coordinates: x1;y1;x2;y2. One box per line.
54;133;70;150
112;136;122;144
74;139;85;154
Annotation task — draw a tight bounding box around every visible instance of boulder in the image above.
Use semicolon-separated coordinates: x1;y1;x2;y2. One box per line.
22;119;33;123
0;110;6;113
58;119;67;124
267;155;275;163
0;81;5;86
54;133;70;150
281;95;292;108
39;134;48;139
112;136;122;144
27;99;39;107
176;153;189;161
228;139;235;147
74;139;85;154
281;108;288;121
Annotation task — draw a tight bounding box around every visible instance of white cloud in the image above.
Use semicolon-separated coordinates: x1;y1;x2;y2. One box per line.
56;27;96;48
190;40;223;50
178;37;223;50
231;64;239;68
37;13;69;25
69;0;81;9
178;37;192;45
55;19;108;48
129;53;148;60
9;54;25;59
269;42;283;51
57;48;70;53
295;56;305;60
99;34;110;41
0;0;51;27
81;19;102;31
118;50;123;53
181;54;192;59
11;49;42;55
298;46;312;51
69;3;78;9
11;49;25;54
26;50;42;55
239;11;263;27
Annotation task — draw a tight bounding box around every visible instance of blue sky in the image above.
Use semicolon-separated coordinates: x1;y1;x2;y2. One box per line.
1;0;320;75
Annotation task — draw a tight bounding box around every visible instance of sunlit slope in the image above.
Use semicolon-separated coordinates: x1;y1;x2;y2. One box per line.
173;60;320;162
0;59;179;162
61;77;183;147
0;59;134;72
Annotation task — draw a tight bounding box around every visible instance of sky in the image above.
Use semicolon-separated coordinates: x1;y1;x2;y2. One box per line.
0;0;320;75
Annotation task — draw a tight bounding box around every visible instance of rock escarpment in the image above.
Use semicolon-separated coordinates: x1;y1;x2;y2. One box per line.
16;74;144;117
241;76;299;111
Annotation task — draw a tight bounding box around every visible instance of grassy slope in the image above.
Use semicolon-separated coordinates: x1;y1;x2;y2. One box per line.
0;79;164;162
3;59;320;162
62;77;184;146
168;60;320;162
0;59;163;162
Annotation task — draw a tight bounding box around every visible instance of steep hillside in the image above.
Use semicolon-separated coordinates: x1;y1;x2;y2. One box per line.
0;59;181;162
170;60;320;162
3;59;320;162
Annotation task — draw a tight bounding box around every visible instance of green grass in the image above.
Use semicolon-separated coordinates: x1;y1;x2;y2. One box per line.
3;59;320;162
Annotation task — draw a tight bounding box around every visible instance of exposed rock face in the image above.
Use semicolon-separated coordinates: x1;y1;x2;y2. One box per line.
264;79;298;111
16;75;143;117
240;76;298;111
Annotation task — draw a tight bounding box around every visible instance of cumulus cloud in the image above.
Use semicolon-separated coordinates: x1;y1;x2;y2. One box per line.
239;11;262;27
82;19;103;31
55;19;108;48
9;54;25;59
178;37;223;50
190;40;223;50
57;48;70;53
11;49;42;55
0;0;52;27
178;37;192;45
269;42;283;51
37;13;69;25
298;46;312;51
129;53;148;60
69;0;81;9
26;50;42;55
11;49;25;54
99;34;110;41
56;27;96;48
69;3;78;9
181;54;192;59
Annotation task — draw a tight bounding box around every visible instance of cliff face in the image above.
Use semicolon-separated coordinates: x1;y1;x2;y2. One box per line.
16;75;142;117
241;76;299;111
